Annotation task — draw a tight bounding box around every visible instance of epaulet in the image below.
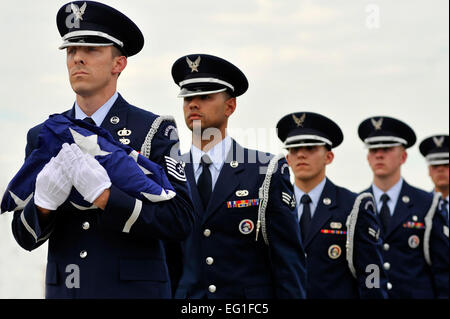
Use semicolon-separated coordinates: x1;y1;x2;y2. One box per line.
255;153;284;246
423;192;442;266
346;192;377;278
140;115;176;158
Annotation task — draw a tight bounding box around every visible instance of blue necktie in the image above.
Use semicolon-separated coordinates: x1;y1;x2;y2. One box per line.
83;117;96;126
299;194;312;242
380;193;391;233
197;155;212;209
442;199;449;226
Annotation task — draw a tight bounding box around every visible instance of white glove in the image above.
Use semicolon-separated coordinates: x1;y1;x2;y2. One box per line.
68;143;112;203
34;152;73;211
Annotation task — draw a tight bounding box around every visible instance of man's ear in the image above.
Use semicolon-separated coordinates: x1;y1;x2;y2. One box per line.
400;148;408;165
224;97;236;118
113;56;127;76
325;150;334;165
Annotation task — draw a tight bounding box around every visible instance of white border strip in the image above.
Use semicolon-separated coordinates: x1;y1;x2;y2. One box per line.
179;78;235;92
423;192;441;266
20;211;52;243
364;136;407;146
284;134;332;147
140;116;176;159
255;153;285;245
426;152;449;160
428;159;450;165
346;192;376;279
122;199;142;233
62;30;124;47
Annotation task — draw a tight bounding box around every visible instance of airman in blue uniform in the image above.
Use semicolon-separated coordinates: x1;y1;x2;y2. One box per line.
277;112;388;299
419;134;449;224
359;116;449;299
10;1;194;298
169;54;307;299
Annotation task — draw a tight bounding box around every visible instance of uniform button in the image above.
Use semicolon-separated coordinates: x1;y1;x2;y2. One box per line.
203;229;211;237
383;243;390;251
208;285;216;293
82;222;90;230
383;262;391;271
206;257;214;265
387;282;393;290
80;250;88;259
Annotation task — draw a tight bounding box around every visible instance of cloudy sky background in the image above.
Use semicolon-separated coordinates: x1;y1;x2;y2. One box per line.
0;0;448;298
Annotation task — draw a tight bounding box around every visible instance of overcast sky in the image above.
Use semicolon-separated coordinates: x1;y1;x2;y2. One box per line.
0;0;448;298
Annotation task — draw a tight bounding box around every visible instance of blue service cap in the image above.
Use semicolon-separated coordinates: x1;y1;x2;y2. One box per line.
358;116;416;149
171;54;248;98
419;135;449;165
56;1;144;57
276;112;343;149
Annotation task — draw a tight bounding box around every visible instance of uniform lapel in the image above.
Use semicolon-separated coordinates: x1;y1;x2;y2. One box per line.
303;179;337;248
183;152;205;219
100;93;129;140
385;181;413;238
203;140;245;222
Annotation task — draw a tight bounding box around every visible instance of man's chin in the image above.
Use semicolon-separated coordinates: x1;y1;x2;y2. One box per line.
70;82;93;96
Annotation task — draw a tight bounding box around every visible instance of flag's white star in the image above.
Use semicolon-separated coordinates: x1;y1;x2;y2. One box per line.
70;128;111;157
129;150;153;175
9;191;33;211
141;189;176;202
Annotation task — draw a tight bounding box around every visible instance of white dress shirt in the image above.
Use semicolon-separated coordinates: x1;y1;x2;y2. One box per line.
74;92;118;126
372;178;403;216
191;135;232;191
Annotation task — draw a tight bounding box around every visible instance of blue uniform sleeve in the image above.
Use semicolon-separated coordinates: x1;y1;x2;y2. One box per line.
11;198;57;251
429;206;449;299
12;125;56;251
349;194;389;298
265;157;307;299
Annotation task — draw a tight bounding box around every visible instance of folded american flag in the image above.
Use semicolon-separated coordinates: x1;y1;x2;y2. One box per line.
1;114;175;213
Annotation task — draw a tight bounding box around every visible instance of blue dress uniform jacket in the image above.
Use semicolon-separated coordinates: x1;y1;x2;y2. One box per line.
174;140;307;299
11;94;195;298
303;179;388;299
364;181;449;299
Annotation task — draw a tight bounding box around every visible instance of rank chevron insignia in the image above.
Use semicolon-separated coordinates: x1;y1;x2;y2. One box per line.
186;56;201;72
371;117;383;130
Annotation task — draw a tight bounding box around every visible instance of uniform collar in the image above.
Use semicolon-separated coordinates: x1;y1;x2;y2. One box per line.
74;92;119;126
191;135;232;173
294;177;327;217
372;178;403;213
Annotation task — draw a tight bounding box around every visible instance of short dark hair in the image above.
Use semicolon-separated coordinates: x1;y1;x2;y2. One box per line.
111;46;124;58
222;90;234;100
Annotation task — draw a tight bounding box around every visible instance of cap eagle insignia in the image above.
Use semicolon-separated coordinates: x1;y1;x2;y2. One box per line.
186;56;201;73
292;113;306;127
433;136;444;148
371;117;383;130
71;2;87;21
